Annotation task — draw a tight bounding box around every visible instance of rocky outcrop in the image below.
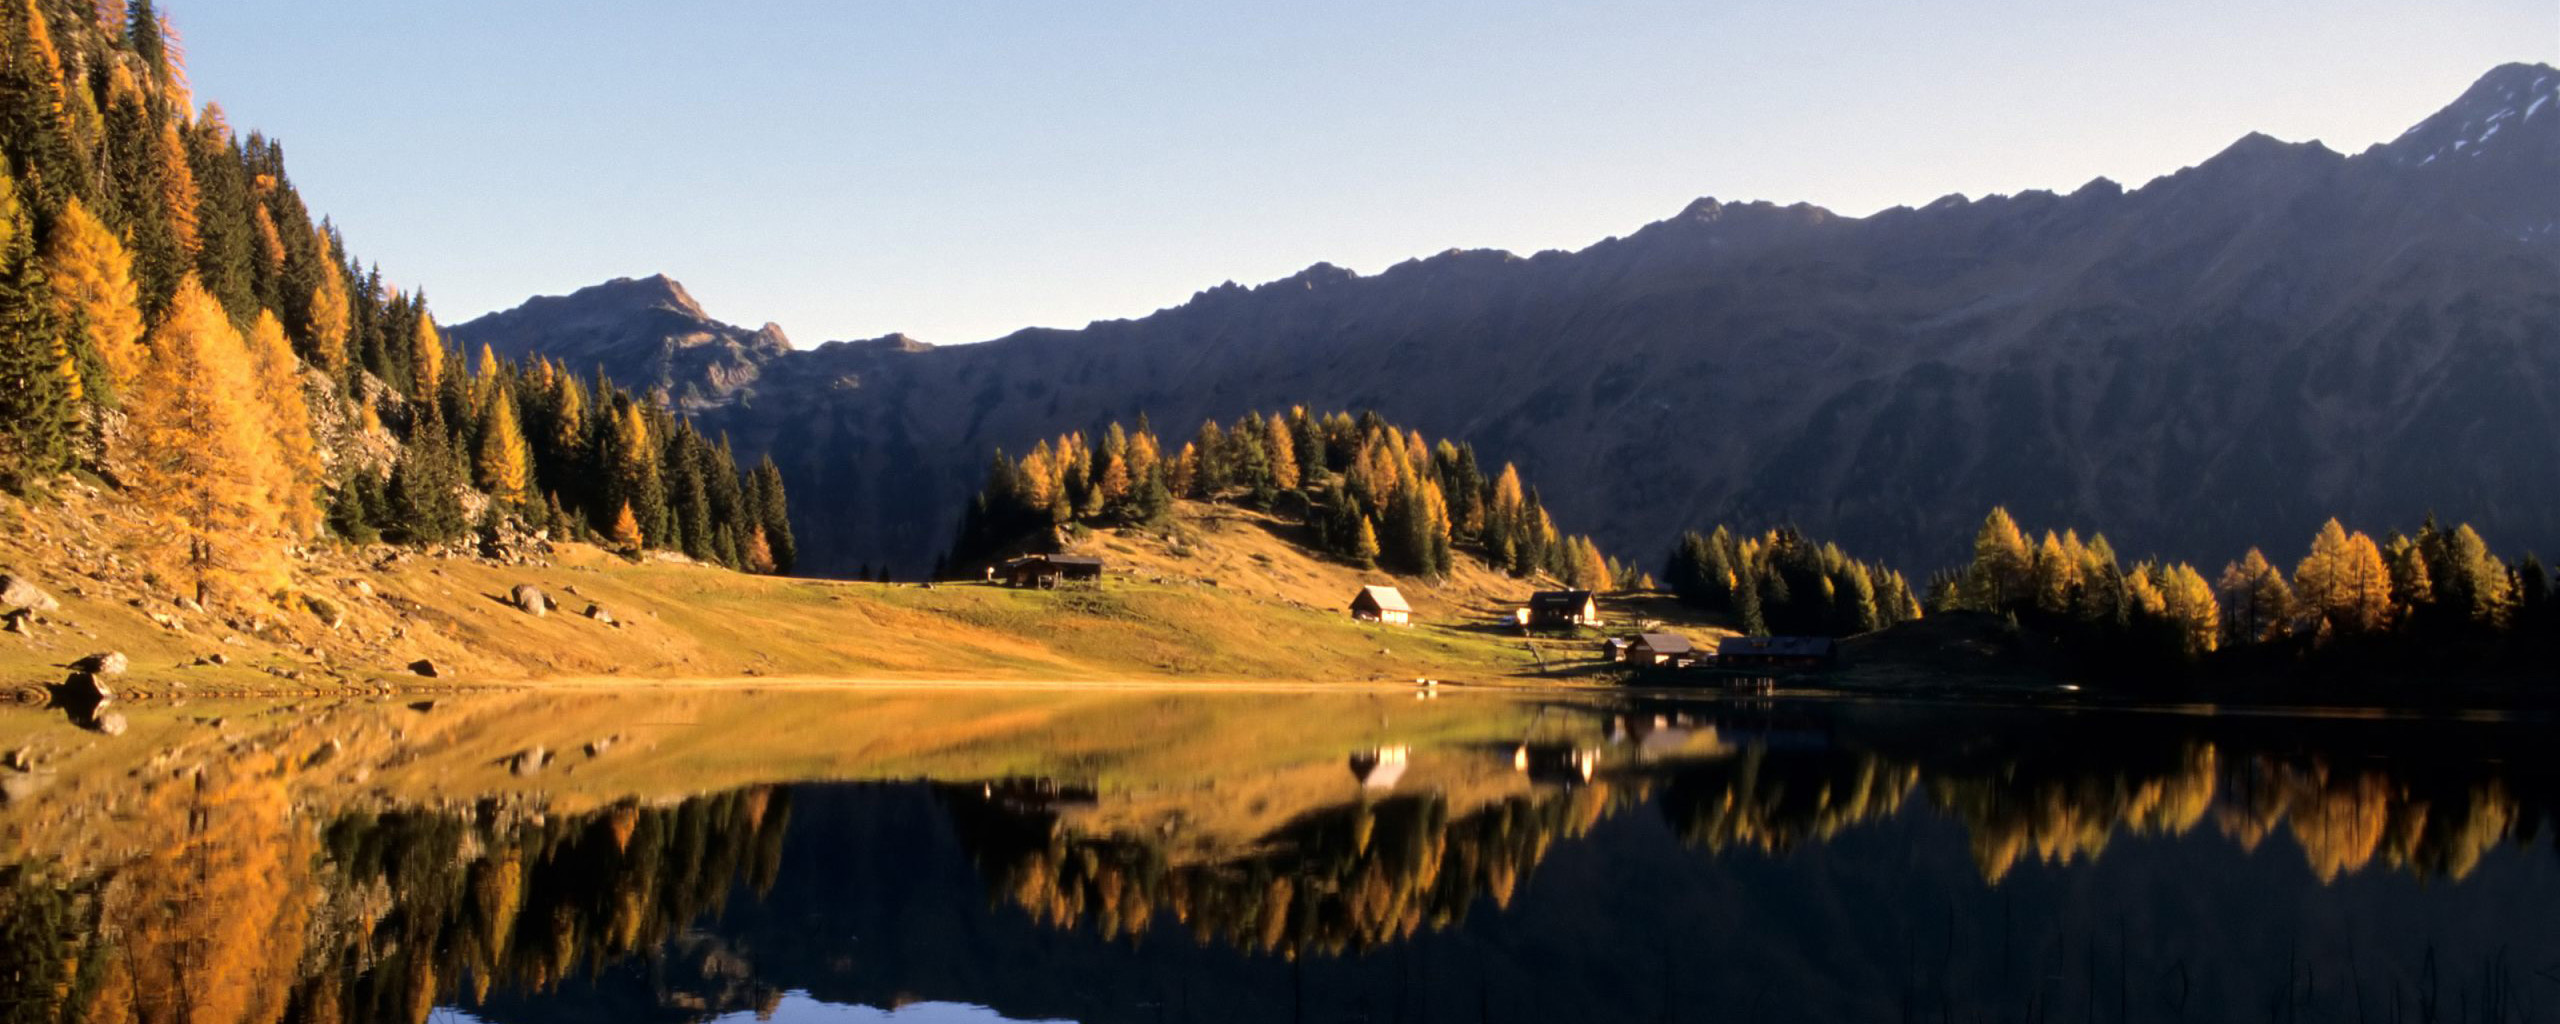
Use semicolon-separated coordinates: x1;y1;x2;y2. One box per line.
446;275;793;411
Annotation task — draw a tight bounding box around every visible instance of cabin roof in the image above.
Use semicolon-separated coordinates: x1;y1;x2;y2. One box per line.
1005;554;1103;569
1352;585;1412;613
1716;636;1837;657
1634;632;1694;654
1528;589;1596;609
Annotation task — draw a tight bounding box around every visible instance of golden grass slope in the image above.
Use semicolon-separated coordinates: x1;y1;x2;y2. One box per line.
4;490;1666;688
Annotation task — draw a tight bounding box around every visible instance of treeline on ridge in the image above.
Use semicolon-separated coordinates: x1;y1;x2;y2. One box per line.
1932;508;2557;679
1663;526;1924;637
944;408;1635;587
0;0;796;609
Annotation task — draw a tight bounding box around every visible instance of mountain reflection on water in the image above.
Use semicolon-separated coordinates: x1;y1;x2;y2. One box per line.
1;689;2554;1023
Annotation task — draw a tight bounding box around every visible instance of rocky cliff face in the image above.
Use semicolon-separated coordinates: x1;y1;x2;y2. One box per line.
480;64;2560;577
447;274;794;410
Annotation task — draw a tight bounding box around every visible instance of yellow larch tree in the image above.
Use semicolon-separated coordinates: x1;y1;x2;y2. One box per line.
2216;548;2295;645
744;524;777;574
408;313;445;394
1266;414;1299;491
40;197;146;395
1967;507;2034;610
2334;531;2395;634
608;500;643;553
242;311;323;537
475;389;533;509
1168;441;1197;498
123;278;287;604
153;119;200;257
2158;563;2221;656
305;230;350;374
2293;519;2392;635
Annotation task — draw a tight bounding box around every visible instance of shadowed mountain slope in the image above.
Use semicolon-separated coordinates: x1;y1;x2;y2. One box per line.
469;64;2560;576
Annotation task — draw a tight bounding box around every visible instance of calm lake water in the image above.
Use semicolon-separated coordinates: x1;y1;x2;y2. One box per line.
1;686;2554;1023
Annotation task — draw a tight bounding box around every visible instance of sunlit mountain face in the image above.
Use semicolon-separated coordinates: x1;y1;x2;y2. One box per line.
3;691;2551;1023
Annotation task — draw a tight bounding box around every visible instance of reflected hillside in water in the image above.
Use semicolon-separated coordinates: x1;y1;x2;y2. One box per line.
1;688;2554;1023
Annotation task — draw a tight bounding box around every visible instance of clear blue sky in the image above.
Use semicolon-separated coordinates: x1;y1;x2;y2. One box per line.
173;0;2555;346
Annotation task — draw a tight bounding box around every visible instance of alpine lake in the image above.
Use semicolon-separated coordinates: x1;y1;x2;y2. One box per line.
1;682;2553;1023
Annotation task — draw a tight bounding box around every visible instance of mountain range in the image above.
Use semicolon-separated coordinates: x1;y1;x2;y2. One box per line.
449;63;2560;578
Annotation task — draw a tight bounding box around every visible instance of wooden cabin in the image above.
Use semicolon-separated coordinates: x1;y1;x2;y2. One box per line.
1628;632;1697;667
999;554;1105;589
1349;585;1412;625
1525;590;1600;629
1715;635;1839;670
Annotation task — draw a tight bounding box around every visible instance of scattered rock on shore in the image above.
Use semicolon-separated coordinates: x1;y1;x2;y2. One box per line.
58;672;112;705
0;574;59;613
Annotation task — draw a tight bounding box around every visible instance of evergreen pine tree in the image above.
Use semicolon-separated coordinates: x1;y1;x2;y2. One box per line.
748;455;796;573
387;401;468;544
0;173;75;487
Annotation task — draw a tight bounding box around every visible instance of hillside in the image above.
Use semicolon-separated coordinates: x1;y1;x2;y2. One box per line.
472;64;2560;577
3;487;1655;690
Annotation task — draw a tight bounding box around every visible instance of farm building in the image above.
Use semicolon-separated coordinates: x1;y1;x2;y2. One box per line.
1627;633;1697;667
998;554;1105;589
1525;590;1600;629
1349;585;1412;625
1716;635;1839;670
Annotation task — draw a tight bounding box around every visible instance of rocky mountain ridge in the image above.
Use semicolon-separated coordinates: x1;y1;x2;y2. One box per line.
469;64;2560;577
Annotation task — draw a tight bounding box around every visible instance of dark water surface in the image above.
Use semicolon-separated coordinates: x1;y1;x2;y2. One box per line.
2;688;2555;1023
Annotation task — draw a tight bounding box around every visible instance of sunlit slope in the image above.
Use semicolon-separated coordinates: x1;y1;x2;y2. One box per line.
4;489;1567;687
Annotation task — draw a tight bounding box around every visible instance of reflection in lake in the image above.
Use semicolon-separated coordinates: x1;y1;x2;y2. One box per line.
1;690;2554;1022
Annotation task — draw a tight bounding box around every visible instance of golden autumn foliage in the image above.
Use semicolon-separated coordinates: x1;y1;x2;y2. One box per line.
306;229;351;374
608;500;643;553
2293;518;2392;635
243;310;324;535
81;760;317;1024
40;197;145;395
123;278;291;603
408;314;446;394
745;524;777;573
154;118;200;257
475;387;533;507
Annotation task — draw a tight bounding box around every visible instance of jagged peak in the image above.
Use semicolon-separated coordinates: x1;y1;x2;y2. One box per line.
2380;62;2558;167
1679;197;1726;220
581;273;707;318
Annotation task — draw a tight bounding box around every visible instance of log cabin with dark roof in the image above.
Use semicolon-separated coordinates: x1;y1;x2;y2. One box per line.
1525;590;1600;629
1628;632;1697;667
998;554;1105;589
1715;635;1839;669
